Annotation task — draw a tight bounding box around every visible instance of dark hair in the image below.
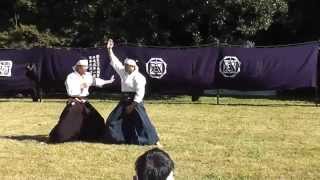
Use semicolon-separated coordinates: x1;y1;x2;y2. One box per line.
135;148;174;180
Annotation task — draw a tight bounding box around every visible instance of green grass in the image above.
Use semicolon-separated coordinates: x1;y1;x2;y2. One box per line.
0;97;320;179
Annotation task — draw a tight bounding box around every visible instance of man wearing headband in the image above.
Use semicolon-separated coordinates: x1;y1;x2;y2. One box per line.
104;39;160;146
48;57;115;143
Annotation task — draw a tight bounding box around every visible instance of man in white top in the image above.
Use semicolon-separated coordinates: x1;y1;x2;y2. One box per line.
104;39;160;145
65;58;114;101
49;57;114;143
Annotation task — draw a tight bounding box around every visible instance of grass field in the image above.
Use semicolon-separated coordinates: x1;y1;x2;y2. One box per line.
0;96;320;180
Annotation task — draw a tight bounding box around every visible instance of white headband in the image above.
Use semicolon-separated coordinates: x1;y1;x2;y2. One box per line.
72;59;88;71
75;59;88;67
124;58;137;66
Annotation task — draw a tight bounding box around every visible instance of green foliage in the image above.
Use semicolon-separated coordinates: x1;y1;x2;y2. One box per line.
3;0;315;47
0;24;66;48
284;0;320;42
95;0;288;46
199;0;288;44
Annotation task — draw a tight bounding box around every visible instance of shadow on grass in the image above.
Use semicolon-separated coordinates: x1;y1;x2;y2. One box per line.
0;135;48;143
0;135;120;145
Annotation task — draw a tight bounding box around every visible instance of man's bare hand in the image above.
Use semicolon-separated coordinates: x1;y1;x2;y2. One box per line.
109;75;115;83
106;39;114;49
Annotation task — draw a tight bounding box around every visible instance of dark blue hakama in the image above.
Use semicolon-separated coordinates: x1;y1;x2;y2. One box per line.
104;94;159;145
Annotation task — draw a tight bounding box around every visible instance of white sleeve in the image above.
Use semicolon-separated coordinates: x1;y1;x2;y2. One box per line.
133;75;146;103
109;49;125;76
86;73;94;87
94;78;113;87
65;75;81;97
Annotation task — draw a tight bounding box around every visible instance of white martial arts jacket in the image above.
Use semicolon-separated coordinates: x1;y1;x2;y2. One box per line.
109;51;146;103
65;71;111;97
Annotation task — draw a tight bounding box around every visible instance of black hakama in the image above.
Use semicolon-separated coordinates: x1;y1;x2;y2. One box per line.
104;94;159;145
48;99;105;143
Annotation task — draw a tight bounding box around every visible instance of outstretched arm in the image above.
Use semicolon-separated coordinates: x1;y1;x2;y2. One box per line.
106;39;124;75
94;75;115;87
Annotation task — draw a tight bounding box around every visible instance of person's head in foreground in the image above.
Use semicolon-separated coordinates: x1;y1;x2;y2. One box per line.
134;148;175;180
73;58;88;75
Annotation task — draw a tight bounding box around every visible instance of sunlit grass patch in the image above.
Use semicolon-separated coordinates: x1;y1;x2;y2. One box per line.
0;97;319;179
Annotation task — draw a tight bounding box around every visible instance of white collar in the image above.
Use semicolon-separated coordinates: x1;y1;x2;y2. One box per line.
135;171;174;180
166;171;174;180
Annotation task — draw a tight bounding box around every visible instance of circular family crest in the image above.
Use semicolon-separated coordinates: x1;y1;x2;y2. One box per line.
145;58;167;79
219;56;241;78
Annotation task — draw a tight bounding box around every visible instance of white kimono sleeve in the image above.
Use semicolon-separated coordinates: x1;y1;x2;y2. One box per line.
109;49;125;77
94;77;113;88
133;75;146;103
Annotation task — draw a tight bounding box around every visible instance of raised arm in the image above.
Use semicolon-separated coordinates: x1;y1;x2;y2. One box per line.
106;39;124;75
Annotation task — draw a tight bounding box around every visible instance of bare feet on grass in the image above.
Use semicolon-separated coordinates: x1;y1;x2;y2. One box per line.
156;141;163;148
